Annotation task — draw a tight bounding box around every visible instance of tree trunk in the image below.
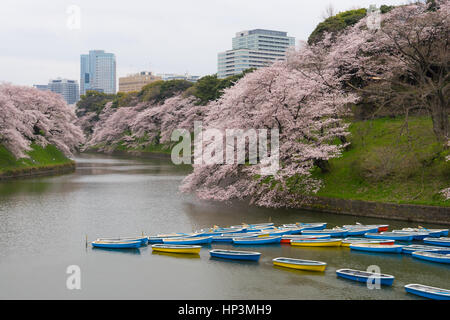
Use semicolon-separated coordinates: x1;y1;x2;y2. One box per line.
430;104;449;147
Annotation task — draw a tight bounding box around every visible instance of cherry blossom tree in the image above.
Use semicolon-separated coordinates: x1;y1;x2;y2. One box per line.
180;46;358;207
0;83;84;158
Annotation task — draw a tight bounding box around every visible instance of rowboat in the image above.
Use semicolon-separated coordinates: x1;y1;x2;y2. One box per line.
280;234;331;244
211;233;259;243
364;232;414;241
296;222;327;230
391;230;430;240
279;226;305;235
272;257;327;272
345;227;379;236
401;245;450;254
233;236;281;245
399;228;444;237
423;237;450;247
91;240;141;249
411;251;450;264
301;229;348;237
209;249;261;261
404;284;450;300
349;244;403;253
341;238;395;247
336;269;395;286
290;238;342;247
249;222;274;228
151;244;201;254
162;236;213;245
343;224;389;232
97;236;148;245
256;229;293;237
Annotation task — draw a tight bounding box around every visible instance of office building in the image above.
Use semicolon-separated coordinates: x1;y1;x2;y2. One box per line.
34;79;79;105
80;50;116;95
217;29;295;78
118;71;162;93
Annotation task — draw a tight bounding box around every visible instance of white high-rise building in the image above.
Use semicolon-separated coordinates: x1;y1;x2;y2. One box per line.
218;29;295;78
80;50;116;95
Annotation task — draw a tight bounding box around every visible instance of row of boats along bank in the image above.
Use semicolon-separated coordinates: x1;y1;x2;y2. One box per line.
91;222;450;300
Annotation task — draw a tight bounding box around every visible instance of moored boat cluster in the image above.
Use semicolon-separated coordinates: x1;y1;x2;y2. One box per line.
91;222;450;300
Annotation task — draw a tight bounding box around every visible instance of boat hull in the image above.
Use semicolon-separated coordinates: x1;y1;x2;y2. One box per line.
209;250;261;261
291;239;342;247
336;269;394;286
162;236;212;245
91;241;141;249
423;238;450;247
405;284;450;300
233;236;281;245
411;251;450;264
350;244;403;253
272;258;327;272
152;245;201;254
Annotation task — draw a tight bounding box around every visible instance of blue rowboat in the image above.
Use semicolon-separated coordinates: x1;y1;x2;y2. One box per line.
233;236;281;245
411;251;450;264
336;269;395;286
256;229;293;237
346;227;379;236
162;236;212;245
91;240;141;249
349;244;403;253
401;245;450;254
423;237;450;247
211;233;259;243
301;229;348;237
343;224;389;232
296;222;327;230
364;232;414;241
399;228;443;237
97;236;148;245
341;238;395;247
405;284;450;300
249;222;274;228
281;227;305;235
392;230;430;240
209;249;261;261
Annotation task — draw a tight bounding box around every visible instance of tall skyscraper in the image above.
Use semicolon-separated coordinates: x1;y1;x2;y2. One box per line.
218;29;295;78
34;79;80;105
80;50;116;95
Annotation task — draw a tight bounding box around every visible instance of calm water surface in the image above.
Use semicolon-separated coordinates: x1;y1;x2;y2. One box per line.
0;153;449;299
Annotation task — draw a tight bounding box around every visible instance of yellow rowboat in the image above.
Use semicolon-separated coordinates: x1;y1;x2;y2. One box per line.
151;244;201;254
273;257;327;272
290;238;342;247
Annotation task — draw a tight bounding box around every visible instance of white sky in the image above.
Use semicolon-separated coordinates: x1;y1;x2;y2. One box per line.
0;0;409;86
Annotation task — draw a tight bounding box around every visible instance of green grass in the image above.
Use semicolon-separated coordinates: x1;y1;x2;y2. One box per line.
0;144;74;175
311;116;450;206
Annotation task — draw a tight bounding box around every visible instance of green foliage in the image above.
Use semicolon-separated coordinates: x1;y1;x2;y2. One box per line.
308;8;367;44
111;91;139;108
0;143;72;174
138;80;193;103
76;90;116;117
190;69;255;105
311;116;450;206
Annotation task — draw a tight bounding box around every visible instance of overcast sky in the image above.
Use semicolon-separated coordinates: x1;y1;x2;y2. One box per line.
1;0;409;86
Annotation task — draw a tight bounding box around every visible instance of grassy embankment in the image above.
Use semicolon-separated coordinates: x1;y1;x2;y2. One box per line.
0;144;75;178
311;116;450;207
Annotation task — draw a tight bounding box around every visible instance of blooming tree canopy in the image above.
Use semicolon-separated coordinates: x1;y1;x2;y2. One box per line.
0;84;84;158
